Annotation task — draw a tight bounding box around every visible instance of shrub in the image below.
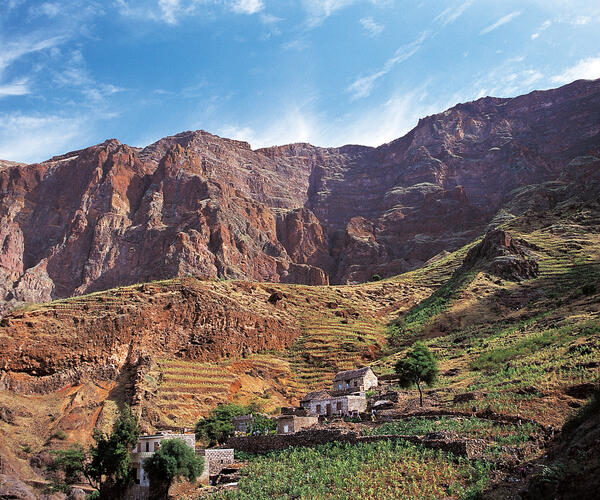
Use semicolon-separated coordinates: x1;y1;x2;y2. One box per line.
143;439;204;500
53;430;67;440
582;283;597;295
371;274;382;282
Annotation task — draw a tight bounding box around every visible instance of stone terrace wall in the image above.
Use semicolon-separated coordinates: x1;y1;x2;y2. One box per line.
227;429;486;459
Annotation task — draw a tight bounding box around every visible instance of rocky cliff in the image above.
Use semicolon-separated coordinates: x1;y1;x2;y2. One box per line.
1;79;599;312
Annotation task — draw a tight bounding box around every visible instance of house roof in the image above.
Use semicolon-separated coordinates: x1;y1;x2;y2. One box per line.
333;366;373;381
300;390;332;402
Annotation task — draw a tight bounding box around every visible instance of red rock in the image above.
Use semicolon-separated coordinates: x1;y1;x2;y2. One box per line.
0;79;599;310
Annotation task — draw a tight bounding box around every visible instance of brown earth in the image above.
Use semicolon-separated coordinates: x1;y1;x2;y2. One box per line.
1;79;600;314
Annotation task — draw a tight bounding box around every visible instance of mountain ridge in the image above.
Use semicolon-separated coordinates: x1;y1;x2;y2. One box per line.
1;78;599;314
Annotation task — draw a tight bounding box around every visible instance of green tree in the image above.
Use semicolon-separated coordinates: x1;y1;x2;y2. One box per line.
47;444;88;493
394;342;438;407
87;405;140;498
195;403;252;445
143;438;204;500
248;414;276;435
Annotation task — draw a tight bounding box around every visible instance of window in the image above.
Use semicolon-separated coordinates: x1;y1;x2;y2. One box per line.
338;383;343;390
283;424;289;433
336;402;342;411
316;404;321;413
145;442;149;452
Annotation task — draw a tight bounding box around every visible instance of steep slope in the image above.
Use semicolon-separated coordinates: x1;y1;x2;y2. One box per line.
1;79;599;314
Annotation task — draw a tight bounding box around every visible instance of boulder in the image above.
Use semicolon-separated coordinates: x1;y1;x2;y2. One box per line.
0;474;36;500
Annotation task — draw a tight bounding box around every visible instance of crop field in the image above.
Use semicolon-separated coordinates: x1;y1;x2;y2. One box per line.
215;440;492;500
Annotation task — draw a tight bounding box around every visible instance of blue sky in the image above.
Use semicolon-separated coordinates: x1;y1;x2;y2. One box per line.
1;0;599;163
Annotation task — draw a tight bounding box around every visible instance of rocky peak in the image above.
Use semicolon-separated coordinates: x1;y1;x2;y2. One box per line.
459;230;539;281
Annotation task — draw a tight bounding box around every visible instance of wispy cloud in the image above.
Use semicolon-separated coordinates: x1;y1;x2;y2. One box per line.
217;86;436;149
0;35;65;74
231;0;263;15
551;56;600;84
0;80;30;98
301;0;391;28
531;19;551;40
360;17;384;36
347;31;429;100
0;113;89;163
434;0;473;26
480;11;521;35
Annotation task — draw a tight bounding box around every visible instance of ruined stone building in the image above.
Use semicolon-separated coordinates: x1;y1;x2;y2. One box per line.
300;390;367;417
276;414;319;434
332;367;378;393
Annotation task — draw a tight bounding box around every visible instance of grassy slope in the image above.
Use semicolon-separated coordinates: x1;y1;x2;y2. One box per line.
2;201;599;497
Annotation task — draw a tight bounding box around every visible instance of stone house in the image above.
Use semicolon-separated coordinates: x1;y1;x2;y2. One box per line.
332;367;378;393
198;448;235;484
276;415;319;434
300;390;367;417
232;414;253;435
131;431;196;487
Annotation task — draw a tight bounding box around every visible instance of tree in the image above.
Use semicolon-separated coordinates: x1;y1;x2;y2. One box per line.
143;439;204;500
248;414;276;435
195;403;253;445
394;342;438;407
87;405;140;498
47;444;88;493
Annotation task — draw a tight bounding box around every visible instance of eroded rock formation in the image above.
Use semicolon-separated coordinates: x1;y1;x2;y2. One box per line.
1;79;599;311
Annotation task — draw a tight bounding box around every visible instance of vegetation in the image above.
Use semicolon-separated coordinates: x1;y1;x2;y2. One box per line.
143;438;204;500
394;342;438;406
45;406;140;498
195;403;256;445
214;440;493;500
248;413;276;435
88;405;140;498
47;445;88;493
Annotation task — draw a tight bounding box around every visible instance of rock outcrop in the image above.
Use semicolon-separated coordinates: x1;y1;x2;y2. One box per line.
1;79;599;310
460;230;539;281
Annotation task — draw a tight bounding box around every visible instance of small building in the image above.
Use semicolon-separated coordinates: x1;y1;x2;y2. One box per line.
300;390;332;411
333;367;378;393
276;415;319;434
300;390;367;417
131;431;196;487
198;448;235;484
232;414;253;435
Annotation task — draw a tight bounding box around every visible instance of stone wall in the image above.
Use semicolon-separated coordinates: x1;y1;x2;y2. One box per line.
226;429;486;459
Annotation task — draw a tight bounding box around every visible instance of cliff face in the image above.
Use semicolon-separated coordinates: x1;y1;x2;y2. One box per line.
1;79;599;310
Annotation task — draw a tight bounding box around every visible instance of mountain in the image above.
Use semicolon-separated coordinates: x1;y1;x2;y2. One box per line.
1;79;599;315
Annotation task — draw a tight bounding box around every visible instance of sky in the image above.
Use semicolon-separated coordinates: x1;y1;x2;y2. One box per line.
1;0;599;163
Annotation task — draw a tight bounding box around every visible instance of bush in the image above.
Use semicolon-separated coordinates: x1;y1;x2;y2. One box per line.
371;274;382;282
53;430;67;440
143;439;203;500
582;283;597;295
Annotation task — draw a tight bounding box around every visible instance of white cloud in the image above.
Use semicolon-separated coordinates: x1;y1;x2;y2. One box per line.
434;0;473;26
531;19;551;40
551;56;600;84
301;0;391;27
0;113;88;163
0;80;30;98
39;2;60;17
360;17;384;36
216;85;437;150
0;36;65;74
347;31;429;99
231;0;263;15
480;11;521;35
